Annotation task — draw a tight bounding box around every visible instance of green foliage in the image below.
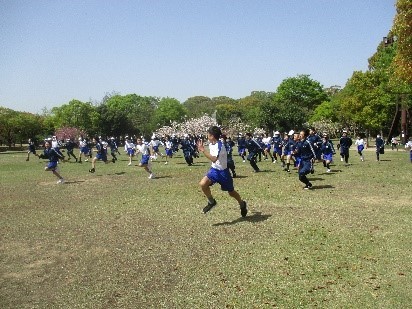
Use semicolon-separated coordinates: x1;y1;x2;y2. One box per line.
47;99;100;136
270;75;329;131
152;97;187;128
0;107;45;146
309;101;338;123
393;0;412;83
100;94;158;138
182;96;214;118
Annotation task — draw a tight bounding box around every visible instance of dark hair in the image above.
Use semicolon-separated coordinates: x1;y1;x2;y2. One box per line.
301;129;310;138
207;126;222;139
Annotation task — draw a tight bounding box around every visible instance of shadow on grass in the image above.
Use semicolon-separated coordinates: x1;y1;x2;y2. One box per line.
379;159;391;161
307;177;324;181
114;172;126;175
311;184;335;190
233;175;248;179
150;175;172;179
64;180;86;184
213;211;271;226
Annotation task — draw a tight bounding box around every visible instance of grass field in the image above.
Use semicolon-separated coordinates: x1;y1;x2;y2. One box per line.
1;147;411;308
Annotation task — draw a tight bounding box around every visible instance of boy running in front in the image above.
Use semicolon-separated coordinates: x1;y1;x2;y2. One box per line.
197;126;248;217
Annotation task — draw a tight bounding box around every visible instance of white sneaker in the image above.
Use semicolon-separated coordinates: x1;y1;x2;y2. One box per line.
273;160;276;164
340;158;343;162
243;160;246;163
327;169;331;173
164;161;168;165
148;173;154;179
128;162;132;166
57;178;64;184
85;159;88;162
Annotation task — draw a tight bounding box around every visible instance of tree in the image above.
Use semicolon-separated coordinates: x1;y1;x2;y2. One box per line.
393;0;412;83
182;96;214;118
152;97;187;128
48;100;100;136
270;75;329;131
336;71;393;134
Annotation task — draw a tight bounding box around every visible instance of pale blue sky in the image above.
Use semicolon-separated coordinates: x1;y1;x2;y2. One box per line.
0;0;396;113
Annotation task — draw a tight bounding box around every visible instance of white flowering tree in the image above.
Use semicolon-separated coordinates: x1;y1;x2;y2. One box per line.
221;117;251;138
154;115;217;138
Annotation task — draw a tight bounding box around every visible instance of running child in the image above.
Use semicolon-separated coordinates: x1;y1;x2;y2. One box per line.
354;135;366;161
197;126;247;217
321;133;334;172
42;140;66;184
124;136;136;166
65;138;78;162
26;138;38;161
135;137;154;179
89;136;109;173
164;135;174;165
78;137;91;163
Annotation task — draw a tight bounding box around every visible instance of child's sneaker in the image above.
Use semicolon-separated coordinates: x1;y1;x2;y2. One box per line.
57;178;64;184
240;201;248;217
148;173;155;179
203;199;217;214
89;168;95;173
304;183;313;190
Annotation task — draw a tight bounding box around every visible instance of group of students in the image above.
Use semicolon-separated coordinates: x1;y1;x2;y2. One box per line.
26;127;412;218
235;129;336;176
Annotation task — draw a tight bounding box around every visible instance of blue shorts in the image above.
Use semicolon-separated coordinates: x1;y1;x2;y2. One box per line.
357;145;364;152
127;149;135;156
265;144;271;151
153;146;159;152
283;150;292;156
238;148;246;155
141;154;150;165
96;153;107;161
273;147;282;155
323;153;333;161
46;161;58;170
166;148;173;156
80;147;89;154
206;168;234;192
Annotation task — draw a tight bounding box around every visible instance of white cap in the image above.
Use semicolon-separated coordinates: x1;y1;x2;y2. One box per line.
274;131;280;135
288;130;294;136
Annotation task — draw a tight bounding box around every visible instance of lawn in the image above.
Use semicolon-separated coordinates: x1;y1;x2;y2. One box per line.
1;147;411;308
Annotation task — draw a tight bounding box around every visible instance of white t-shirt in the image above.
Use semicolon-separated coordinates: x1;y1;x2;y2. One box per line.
262;137;272;145
150;139;163;147
355;138;365;146
136;143;150;155
165;141;173;149
124;141;135;151
209;141;227;170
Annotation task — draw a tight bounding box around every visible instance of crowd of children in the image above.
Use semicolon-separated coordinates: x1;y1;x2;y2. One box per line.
26;128;412;218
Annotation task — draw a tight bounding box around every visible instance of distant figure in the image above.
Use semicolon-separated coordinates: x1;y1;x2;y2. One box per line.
354;135;366;161
405;137;412;163
339;130;352;165
375;134;385;162
26;138;38;161
391;137;399;151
